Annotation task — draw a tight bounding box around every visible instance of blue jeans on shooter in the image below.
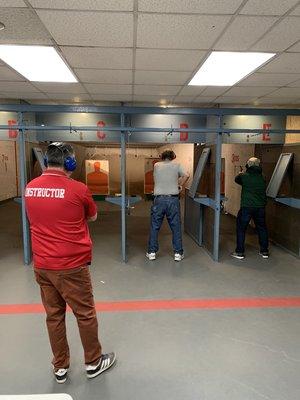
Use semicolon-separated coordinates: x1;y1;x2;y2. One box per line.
236;207;269;254
148;195;183;255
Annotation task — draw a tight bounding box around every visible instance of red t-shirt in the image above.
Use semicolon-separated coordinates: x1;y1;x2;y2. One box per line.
25;169;97;270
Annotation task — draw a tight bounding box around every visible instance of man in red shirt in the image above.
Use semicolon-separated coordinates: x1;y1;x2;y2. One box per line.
25;142;116;384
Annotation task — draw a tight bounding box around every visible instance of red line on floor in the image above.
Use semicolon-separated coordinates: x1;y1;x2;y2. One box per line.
1;297;300;315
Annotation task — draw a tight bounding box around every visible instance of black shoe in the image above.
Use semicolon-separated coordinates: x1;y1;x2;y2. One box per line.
54;368;68;384
86;352;116;379
259;251;269;259
231;252;245;260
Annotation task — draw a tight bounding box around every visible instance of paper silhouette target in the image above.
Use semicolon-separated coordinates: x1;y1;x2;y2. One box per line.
86;160;109;195
144;158;160;194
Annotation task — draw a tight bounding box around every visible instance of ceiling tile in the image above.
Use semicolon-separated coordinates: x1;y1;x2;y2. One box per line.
138;0;243;14
172;96;194;103
214;16;278;50
55;99;92;105
36;10;133;46
237;72;300;86
134;85;180;95
193;96;218;103
135;70;190;85
199;87;230;96
133;95;173;102
265;87;300;97
85;84;132;94
288;79;300;87
46;93;91;100
288;41;300;51
137;14;231;49
216;96;257;103
224;86;276;96
0;0;26;6
255;97;299;105
74;69;132;84
0;66;25;81
91;94;133;101
290;4;300;15
0;81;39;92
240;0;298;15
34;83;87;93
20;93;49;99
252;17;300;51
179;86;207;95
135;49;206;71
0;9;52;44
0;91;48;99
259;53;300;73
30;0;134;11
61;47;133;69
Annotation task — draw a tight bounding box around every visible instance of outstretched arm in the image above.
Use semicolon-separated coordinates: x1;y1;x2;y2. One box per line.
179;173;190;187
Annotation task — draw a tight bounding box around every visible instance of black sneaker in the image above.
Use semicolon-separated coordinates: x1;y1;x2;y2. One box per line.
54;368;68;384
231;252;245;260
86;352;116;379
259;252;269;259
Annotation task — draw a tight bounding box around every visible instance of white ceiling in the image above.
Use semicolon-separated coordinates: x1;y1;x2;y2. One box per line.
0;0;299;107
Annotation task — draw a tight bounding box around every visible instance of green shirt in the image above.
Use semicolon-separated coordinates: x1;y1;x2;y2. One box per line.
235;166;267;208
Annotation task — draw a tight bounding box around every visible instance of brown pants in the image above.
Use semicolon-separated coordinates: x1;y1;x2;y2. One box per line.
34;265;102;370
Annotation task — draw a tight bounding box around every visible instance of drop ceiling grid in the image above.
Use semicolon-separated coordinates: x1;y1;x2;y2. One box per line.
0;0;299;104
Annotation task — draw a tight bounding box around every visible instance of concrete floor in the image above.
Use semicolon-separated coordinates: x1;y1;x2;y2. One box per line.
0;200;300;399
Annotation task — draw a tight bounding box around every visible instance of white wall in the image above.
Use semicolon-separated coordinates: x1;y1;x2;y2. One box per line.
85;146;161;194
286;116;300;144
0;141;18;201
222;143;255;216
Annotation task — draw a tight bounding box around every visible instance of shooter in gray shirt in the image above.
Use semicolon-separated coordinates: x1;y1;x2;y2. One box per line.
146;150;190;262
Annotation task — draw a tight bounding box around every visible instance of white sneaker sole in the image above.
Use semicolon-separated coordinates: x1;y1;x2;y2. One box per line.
146;254;156;261
87;354;117;379
259;254;269;259
231;254;245;260
174;255;184;261
55;377;67;384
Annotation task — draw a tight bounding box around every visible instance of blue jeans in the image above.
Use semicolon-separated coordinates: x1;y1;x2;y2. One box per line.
236;207;269;254
148;196;183;255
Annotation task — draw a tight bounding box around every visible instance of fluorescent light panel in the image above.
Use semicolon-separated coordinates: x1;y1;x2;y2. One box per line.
0;45;77;82
189;51;275;86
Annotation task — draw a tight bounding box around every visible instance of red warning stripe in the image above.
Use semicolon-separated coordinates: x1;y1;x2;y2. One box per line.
1;297;300;315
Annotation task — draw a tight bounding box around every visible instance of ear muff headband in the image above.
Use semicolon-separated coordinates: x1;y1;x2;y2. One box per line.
44;143;77;172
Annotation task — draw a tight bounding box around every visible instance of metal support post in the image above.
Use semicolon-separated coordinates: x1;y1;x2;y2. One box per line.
213;117;223;262
18;112;31;265
120;113;127;263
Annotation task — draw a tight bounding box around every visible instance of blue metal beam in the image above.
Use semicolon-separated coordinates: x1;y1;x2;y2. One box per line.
120;113;127;263
18;112;31;266
1;103;300;116
0;124;300;134
275;197;300;209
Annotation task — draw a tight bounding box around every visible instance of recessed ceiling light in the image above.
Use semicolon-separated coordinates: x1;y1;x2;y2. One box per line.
189;51;275;86
0;45;77;82
0;22;5;31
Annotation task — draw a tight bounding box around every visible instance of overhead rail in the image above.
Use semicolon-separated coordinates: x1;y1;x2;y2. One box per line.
0;124;300;135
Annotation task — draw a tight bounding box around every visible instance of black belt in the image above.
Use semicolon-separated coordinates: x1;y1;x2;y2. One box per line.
155;194;179;197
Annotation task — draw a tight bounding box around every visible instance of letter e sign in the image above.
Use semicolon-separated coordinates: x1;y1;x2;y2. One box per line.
262;123;271;142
